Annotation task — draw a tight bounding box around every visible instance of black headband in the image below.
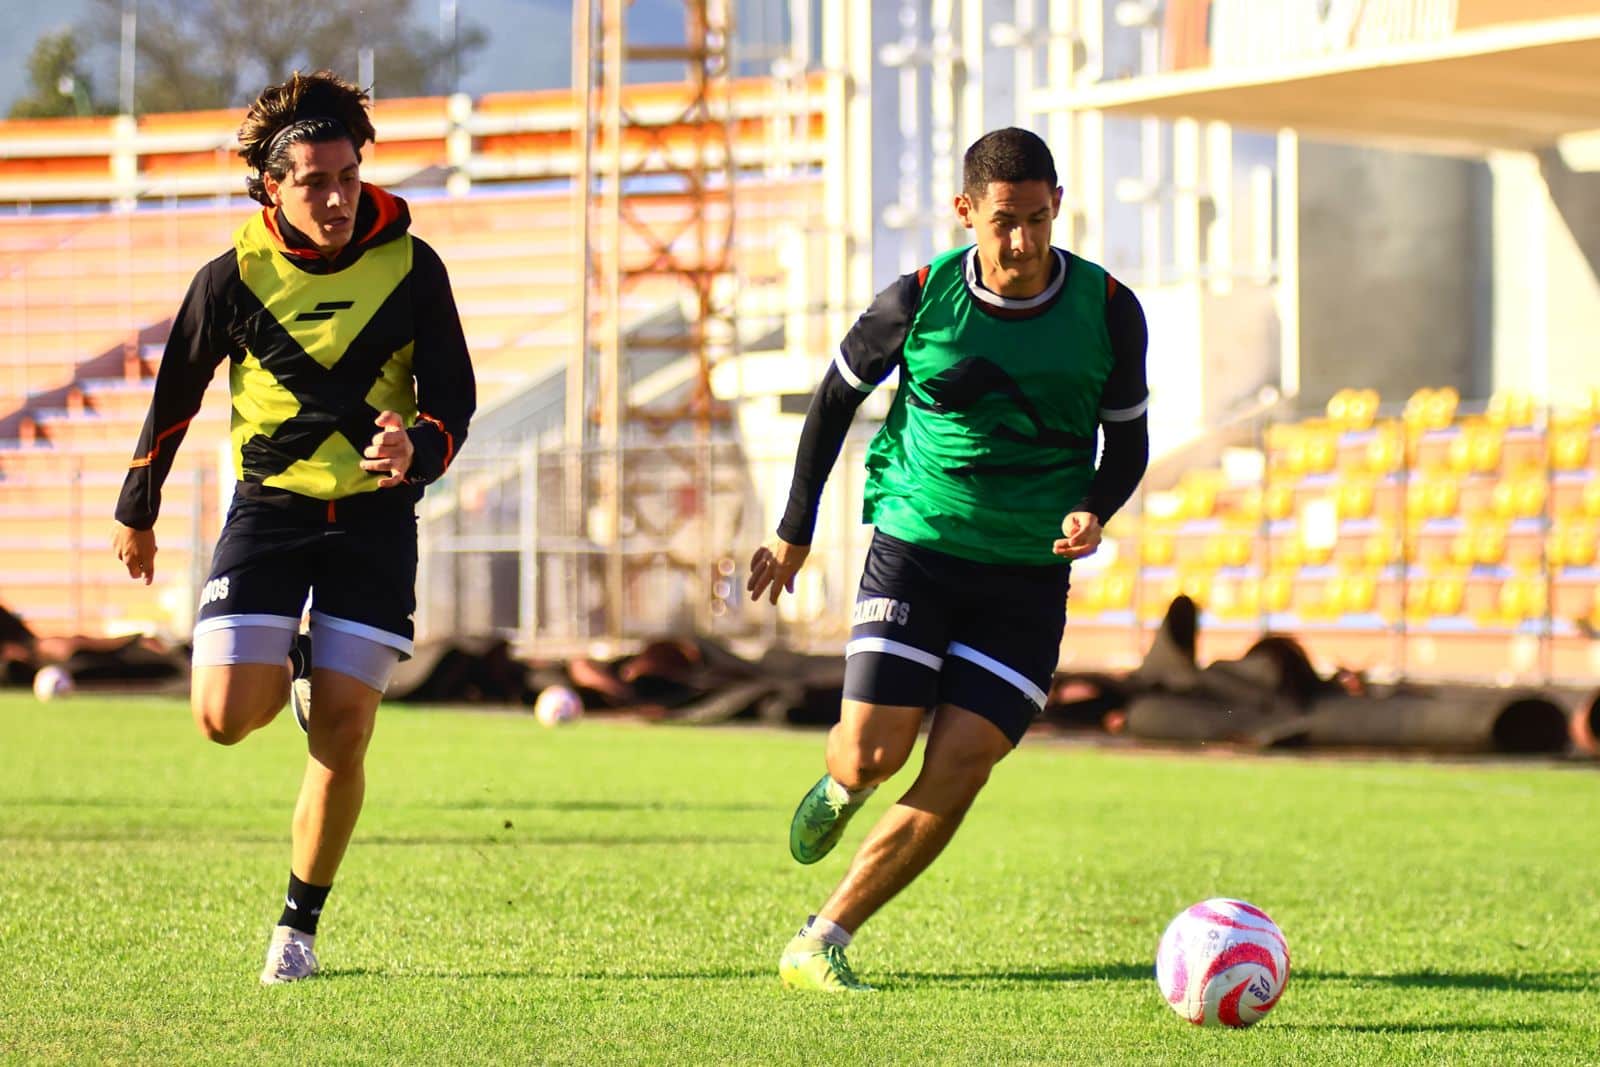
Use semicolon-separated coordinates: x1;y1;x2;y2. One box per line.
262;117;351;168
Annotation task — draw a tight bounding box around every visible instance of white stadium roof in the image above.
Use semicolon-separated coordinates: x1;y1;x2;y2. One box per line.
1034;14;1600;160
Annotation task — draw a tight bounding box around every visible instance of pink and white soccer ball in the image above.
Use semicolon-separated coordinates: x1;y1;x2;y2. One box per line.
1155;898;1290;1028
533;684;583;727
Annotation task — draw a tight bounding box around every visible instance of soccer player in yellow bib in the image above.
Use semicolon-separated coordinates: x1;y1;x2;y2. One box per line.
111;71;475;984
750;128;1149;990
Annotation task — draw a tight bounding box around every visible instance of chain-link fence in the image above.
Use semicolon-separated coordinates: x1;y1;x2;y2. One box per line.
415;434;882;655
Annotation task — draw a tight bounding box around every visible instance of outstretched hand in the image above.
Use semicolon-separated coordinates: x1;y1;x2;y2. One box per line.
1053;511;1102;560
361;410;414;488
747;537;810;605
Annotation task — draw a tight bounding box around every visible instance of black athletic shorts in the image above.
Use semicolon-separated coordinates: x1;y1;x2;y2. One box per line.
193;485;418;657
842;529;1070;746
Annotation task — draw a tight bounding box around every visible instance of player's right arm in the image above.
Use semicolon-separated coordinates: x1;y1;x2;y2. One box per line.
749;270;924;604
113;254;233;582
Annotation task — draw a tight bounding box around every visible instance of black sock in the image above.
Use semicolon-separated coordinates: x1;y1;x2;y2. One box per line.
279;871;331;935
288;632;313;681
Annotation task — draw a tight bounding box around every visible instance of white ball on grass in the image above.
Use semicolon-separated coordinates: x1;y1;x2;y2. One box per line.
534;685;583;727
32;665;74;703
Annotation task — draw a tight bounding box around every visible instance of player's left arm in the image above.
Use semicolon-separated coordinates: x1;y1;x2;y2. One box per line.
1056;278;1150;559
375;238;476;488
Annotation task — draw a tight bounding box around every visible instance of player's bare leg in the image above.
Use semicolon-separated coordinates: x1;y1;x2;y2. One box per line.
261;670;381;984
191;663;291;744
790;701;921;864
782;703;1010;990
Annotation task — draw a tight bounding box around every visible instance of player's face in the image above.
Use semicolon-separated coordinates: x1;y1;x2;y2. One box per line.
266;139;363;256
956;180;1062;298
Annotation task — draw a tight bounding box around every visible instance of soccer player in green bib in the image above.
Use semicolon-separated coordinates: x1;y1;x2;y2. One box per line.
111;72;475;984
749;128;1149;991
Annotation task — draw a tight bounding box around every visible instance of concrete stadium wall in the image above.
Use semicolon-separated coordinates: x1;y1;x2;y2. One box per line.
1294;140;1492;412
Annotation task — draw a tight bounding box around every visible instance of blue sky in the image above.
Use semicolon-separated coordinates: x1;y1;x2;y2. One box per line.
0;0;778;115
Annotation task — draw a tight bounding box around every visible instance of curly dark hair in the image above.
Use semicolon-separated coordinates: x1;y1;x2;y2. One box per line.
963;127;1057;200
237;71;375;206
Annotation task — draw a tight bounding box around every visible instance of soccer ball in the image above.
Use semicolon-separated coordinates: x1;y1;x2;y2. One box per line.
533;684;583;727
32;665;74;703
1155;898;1290;1027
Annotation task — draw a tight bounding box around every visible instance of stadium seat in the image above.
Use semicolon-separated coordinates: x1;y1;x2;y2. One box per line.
1406;475;1460;520
1404;386;1459;433
1335;478;1376;520
1447;423;1503;474
1486;390;1538;429
1140;530;1177;567
1489;476;1548;520
1497;578;1548;624
1550;427;1591;471
1549;522;1598;570
1326;387;1381;432
1263;483;1296;521
1364;422;1406;474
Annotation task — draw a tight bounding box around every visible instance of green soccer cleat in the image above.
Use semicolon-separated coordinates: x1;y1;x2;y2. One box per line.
788;774;869;864
779;936;874;992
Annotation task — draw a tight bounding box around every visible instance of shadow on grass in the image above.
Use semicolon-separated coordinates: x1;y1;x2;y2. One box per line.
317;966;771;982
1297;1022;1551;1034
884;963;1153;986
425;800;783;814
1298;970;1598;993
3;832;766;848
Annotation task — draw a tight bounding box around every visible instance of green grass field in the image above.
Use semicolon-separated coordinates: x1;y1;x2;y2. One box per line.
2;693;1597;1065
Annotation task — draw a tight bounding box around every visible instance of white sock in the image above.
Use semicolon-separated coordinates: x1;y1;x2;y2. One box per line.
804;915;852;948
827;777;875;805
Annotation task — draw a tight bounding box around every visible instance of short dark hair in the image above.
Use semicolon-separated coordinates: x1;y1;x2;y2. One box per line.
238;71;375;205
963;127;1057;200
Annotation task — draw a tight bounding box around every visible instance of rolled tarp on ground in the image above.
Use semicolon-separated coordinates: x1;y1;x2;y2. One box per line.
1124;696;1285;744
1281;690;1571;754
1127;689;1572;754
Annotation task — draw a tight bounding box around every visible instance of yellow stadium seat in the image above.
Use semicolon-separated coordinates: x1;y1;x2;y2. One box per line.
1490;476;1547;520
1074;580;1106;615
1336;479;1375;520
1551;428;1591;471
1583;479;1600;518
1497;578;1548;623
1176;568;1213;607
1178;475;1219;520
1301;541;1335;567
1365;424;1405;474
1304;431;1338;474
1447;425;1503;474
1363;527;1403;566
1407;476;1459;520
1405;387;1460;433
1101;570;1136;611
1264;484;1296;521
1262;573;1294;614
1550;523;1598;569
1430;574;1466;616
1486;391;1538;429
1141;531;1176;566
1201;533;1254;569
1327;389;1379;432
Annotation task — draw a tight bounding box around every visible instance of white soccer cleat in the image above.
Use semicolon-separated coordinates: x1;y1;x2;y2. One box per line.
289;676;312;734
260;926;319;985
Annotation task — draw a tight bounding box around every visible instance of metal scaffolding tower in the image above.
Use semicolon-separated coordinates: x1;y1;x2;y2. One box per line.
573;0;740;639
